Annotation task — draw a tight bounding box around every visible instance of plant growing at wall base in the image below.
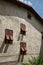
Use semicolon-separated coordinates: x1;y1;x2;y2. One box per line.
23;55;43;65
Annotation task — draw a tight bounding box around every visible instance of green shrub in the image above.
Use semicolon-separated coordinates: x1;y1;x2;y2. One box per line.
23;55;43;65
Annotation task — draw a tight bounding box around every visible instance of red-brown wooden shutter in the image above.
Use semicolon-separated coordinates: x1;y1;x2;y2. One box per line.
20;42;26;54
9;30;13;40
5;29;10;40
20;23;26;31
5;29;13;43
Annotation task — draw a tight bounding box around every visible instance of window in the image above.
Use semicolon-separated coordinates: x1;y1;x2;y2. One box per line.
5;29;13;44
27;12;31;19
20;42;27;55
20;23;26;35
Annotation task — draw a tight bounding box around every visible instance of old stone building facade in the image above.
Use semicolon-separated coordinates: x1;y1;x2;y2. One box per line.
0;0;43;64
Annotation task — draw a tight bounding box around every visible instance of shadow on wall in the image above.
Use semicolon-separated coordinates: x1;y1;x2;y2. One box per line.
39;37;43;55
0;40;9;53
18;52;24;62
17;33;23;41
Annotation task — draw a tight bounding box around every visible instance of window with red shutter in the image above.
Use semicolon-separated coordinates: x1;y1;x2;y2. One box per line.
5;29;13;44
20;42;27;55
20;23;26;35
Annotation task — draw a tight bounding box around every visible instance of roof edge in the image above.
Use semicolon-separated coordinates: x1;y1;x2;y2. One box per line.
5;0;43;24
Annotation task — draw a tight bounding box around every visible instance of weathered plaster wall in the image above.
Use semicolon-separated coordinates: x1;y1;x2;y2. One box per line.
0;0;42;63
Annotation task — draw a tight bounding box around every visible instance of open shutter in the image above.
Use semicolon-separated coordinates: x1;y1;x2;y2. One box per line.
5;29;10;40
9;30;13;41
20;42;26;55
20;23;26;31
5;29;13;44
20;23;26;35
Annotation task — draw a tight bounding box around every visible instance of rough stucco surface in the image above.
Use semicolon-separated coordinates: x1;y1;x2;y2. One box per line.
0;0;42;63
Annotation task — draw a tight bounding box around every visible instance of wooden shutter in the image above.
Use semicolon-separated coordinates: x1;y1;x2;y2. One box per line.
20;42;26;54
20;23;26;31
20;23;26;35
9;30;13;41
5;29;13;44
5;29;10;40
20;42;26;48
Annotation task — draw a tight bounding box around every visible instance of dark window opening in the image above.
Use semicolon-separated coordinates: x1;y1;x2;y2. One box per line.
5;29;13;44
20;42;27;55
27;12;31;19
20;23;26;35
42;34;43;39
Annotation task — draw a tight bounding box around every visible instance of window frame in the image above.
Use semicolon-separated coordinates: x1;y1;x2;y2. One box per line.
20;42;27;55
20;23;26;35
5;29;13;44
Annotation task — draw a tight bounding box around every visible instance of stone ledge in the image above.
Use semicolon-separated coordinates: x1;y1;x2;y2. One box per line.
0;53;40;63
